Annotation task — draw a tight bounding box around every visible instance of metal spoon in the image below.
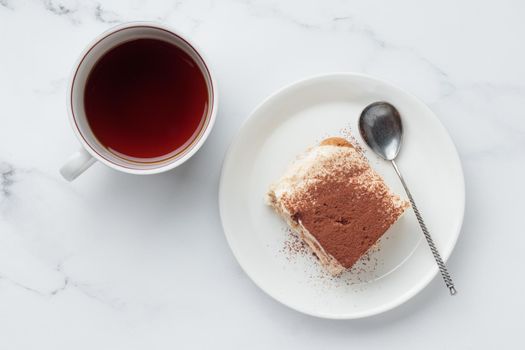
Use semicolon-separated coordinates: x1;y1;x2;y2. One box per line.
359;102;457;295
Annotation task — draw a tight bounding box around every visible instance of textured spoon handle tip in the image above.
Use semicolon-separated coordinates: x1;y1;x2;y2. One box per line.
391;160;457;295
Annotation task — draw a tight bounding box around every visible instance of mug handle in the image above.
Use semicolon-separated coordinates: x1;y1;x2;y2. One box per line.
60;148;96;181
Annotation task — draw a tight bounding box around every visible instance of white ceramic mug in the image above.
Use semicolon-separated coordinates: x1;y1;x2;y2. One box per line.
60;22;217;181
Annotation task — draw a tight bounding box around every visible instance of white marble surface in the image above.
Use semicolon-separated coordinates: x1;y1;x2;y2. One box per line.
1;0;523;348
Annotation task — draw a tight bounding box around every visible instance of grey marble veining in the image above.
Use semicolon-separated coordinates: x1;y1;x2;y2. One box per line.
0;162;15;198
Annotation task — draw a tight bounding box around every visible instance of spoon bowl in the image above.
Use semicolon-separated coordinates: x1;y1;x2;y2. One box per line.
358;102;403;161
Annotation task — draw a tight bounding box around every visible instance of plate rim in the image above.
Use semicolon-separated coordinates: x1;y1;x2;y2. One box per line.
218;72;465;319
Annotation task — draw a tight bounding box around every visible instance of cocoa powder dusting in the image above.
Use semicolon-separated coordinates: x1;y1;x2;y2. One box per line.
280;142;407;270
281;228;309;258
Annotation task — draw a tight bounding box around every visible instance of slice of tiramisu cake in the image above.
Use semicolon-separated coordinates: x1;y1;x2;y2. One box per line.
267;137;409;276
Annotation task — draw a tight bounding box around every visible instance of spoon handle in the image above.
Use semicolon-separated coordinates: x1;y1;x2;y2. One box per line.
391;160;457;295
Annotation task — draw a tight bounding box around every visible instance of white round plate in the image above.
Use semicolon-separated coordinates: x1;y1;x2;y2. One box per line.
219;73;464;319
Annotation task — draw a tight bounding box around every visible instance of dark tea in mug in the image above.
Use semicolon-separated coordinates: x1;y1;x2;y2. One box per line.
84;38;209;161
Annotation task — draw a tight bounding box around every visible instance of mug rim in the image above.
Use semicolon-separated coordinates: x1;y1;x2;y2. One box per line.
67;21;218;175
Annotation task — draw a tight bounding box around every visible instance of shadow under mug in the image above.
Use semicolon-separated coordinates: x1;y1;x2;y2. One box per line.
60;22;218;181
